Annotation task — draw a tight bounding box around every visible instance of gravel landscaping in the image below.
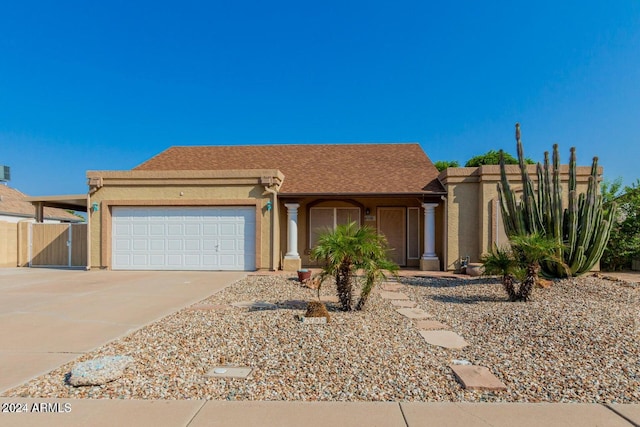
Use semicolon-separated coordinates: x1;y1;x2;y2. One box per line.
4;274;639;403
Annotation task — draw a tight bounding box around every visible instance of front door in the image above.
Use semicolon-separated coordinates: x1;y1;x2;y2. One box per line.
377;207;406;266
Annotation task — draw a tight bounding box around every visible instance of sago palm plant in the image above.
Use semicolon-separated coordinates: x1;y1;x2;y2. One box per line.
310;221;398;311
482;233;566;302
481;245;520;301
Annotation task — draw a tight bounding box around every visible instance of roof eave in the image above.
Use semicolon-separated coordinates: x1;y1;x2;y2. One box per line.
279;191;447;198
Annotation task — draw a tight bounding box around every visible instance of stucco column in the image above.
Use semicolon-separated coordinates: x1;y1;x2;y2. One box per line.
420;202;440;271
283;203;301;271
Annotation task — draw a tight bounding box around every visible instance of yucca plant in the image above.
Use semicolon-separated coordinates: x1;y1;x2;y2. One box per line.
310;221;398;311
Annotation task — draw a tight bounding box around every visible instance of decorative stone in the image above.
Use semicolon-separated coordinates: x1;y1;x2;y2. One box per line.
390;300;416;307
449;365;507;391
305;301;330;322
415;320;450;330
419;330;469;349
68;356;134;386
396;308;433;319
206;366;253;379
380;291;410;300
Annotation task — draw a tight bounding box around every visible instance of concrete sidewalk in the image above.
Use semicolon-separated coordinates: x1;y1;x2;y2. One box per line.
0;269;244;394
0;399;638;426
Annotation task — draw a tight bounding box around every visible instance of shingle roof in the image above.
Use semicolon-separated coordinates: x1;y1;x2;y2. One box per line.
135;144;445;195
0;185;81;221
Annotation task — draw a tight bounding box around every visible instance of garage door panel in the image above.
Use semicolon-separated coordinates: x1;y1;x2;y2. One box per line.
167;224;183;235
149;254;164;266
219;239;236;251
133;239;148;251
167;239;182;250
149;224;164;235
203;224;218;235
202;254;218;266
185;239;200;250
150;239;164;250
132;254;149;266
185;224;200;235
112;206;255;271
114;223;130;236
220;223;236;235
115;239;131;251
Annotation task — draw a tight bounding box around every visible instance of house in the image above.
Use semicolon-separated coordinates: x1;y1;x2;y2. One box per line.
86;144;447;271
0;184;83;267
31;143;600;273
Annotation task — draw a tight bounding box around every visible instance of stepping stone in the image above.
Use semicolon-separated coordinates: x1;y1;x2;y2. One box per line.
415;320;450;330
186;304;228;311
390;300;416;307
380;291;410;300
449;365;507;391
206;366;253;379
419;330;469;349
382;283;403;291
396;307;433;319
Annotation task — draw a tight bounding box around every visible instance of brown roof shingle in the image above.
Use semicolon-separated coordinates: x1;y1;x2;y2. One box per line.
135;144;445;195
0;185;81;222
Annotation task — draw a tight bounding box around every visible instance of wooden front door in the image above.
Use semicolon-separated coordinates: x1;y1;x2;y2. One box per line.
377;207;406;266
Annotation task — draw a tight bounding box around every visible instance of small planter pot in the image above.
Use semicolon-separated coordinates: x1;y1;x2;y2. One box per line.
297;269;311;282
466;263;484;277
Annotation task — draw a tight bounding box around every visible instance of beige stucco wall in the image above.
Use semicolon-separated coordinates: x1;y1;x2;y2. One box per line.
0;221;18;267
87;170;283;270
279;196;445;269
440;164;600;271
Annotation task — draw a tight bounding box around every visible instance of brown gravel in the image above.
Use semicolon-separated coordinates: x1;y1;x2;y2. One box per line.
4;274;639;403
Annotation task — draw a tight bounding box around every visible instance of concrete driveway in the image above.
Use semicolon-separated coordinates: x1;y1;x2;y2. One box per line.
0;268;245;393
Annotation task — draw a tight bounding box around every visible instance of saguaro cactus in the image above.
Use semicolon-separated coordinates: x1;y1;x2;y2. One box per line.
497;123;615;277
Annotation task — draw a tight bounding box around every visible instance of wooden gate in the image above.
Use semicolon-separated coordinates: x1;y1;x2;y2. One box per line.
29;223;87;267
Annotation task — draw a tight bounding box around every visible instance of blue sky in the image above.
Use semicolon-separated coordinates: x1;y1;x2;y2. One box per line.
1;1;639;196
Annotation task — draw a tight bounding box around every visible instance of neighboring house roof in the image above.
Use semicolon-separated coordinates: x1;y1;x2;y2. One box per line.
0;185;82;222
135;144;446;195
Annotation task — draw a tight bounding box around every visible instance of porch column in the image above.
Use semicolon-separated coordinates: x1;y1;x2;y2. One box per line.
420;202;440;271
283;203;302;271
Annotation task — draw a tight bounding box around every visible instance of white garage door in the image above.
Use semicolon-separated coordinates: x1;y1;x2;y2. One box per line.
112;206;255;271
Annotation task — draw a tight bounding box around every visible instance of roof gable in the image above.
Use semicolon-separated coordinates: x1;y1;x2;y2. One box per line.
135;144;445;195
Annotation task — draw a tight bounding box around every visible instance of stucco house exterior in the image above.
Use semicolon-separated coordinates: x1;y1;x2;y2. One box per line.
84;144;600;273
86;144;447;272
439;164;598;271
